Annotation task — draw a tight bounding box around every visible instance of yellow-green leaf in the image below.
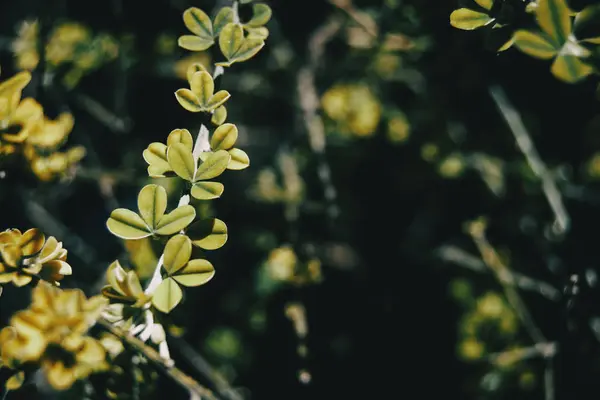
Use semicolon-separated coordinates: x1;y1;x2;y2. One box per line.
6;371;25;390
188;218;228;250
19;228;45;256
227;148;250;170
211;106;227;125
186;62;208;83
143;143;172;177
163;234;192;275
211;123;238;150
474;0;493;11
190;71;214;106
574;5;600;42
178;35;214;51
154;205;196;236
228;39;265;64
245;26;270;40
138;184;168;229
536;0;571;46
107;209;151;240
175;89;202;112
450;8;494;30
247;4;272;27
173;259;215;287
551;54;594;83
213;7;234;37
206;90;231;111
219;23;244;60
513;30;558;59
195;150;231;181
152;277;182;313
191;181;225;200
167;129;194;151
183;7;213;39
167;142;196;182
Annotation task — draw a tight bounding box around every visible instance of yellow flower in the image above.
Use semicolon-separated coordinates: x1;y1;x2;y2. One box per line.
0;228;73;287
0;282;108;390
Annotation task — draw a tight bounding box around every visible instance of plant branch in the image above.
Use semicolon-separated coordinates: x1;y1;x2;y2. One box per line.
98;319;219;400
488;85;570;235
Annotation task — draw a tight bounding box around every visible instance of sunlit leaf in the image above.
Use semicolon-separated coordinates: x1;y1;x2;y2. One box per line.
247;4;272;27
173;259;215;287
167;142;196;182
551;54;594;83
536;0;571;46
167;129;194;151
195;150;230;180
210;123;238;150
138;184;168;229
190;71;214;105
143;143;172;177
188;218;228;250
211;106;227;125
450;9;494;30
107;209;151;240
178;35;214;51
183;7;213;39
5;371;25;390
213;7;234;37
152;277;183;313
206;90;231;111
186;63;208;83
175;89;202;112
227;148;250;170
154;205;196;236
163;234;192;275
219;23;244;60
191;181;225;200
513;30;558;59
474;0;493;11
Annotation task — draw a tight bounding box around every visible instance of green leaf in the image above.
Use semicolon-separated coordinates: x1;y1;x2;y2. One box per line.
167;129;194;151
195;150;231;181
190;71;214;106
173;259;215;287
226;39;265;64
175;89;202;112
211;106;227;126
186;63;208;83
107;209;151;239
227;148;250;170
474;0;493;11
143;143;172;177
574;4;600;42
551;54;594;83
163;234;192;275
213;7;234;37
513;30;558;59
183;7;213;39
154;205;196;236
178;35;214;51
450;8;494;30
211;123;238;150
219;23;244;60
5;371;25;391
167;142;196;182
247;4;272;27
536;0;572;46
138;184;168;229
206;90;231;111
191;181;225;200
152;277;183;313
188;218;228;250
245;26;270;40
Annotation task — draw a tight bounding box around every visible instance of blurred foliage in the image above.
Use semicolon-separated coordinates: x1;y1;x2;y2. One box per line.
1;0;600;399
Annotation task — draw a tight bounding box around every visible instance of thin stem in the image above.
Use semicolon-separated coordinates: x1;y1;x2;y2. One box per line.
97;319;219;400
489;85;570;235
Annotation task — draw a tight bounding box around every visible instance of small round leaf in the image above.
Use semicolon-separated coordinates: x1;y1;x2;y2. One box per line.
227;148;250;170
167;143;196;182
191;181;225;200
183;7;213;39
152;278;183;313
188;218;228;250
175;89;202;112
154;205;196;236
178;35;214;51
138;184;168;229
211;123;238;150
173;259;215;287
195;150;231;181
163;234;192;275
107;209;151;240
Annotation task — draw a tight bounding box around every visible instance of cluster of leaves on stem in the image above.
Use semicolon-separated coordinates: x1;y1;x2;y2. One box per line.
451;0;600;83
105;2;270;318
